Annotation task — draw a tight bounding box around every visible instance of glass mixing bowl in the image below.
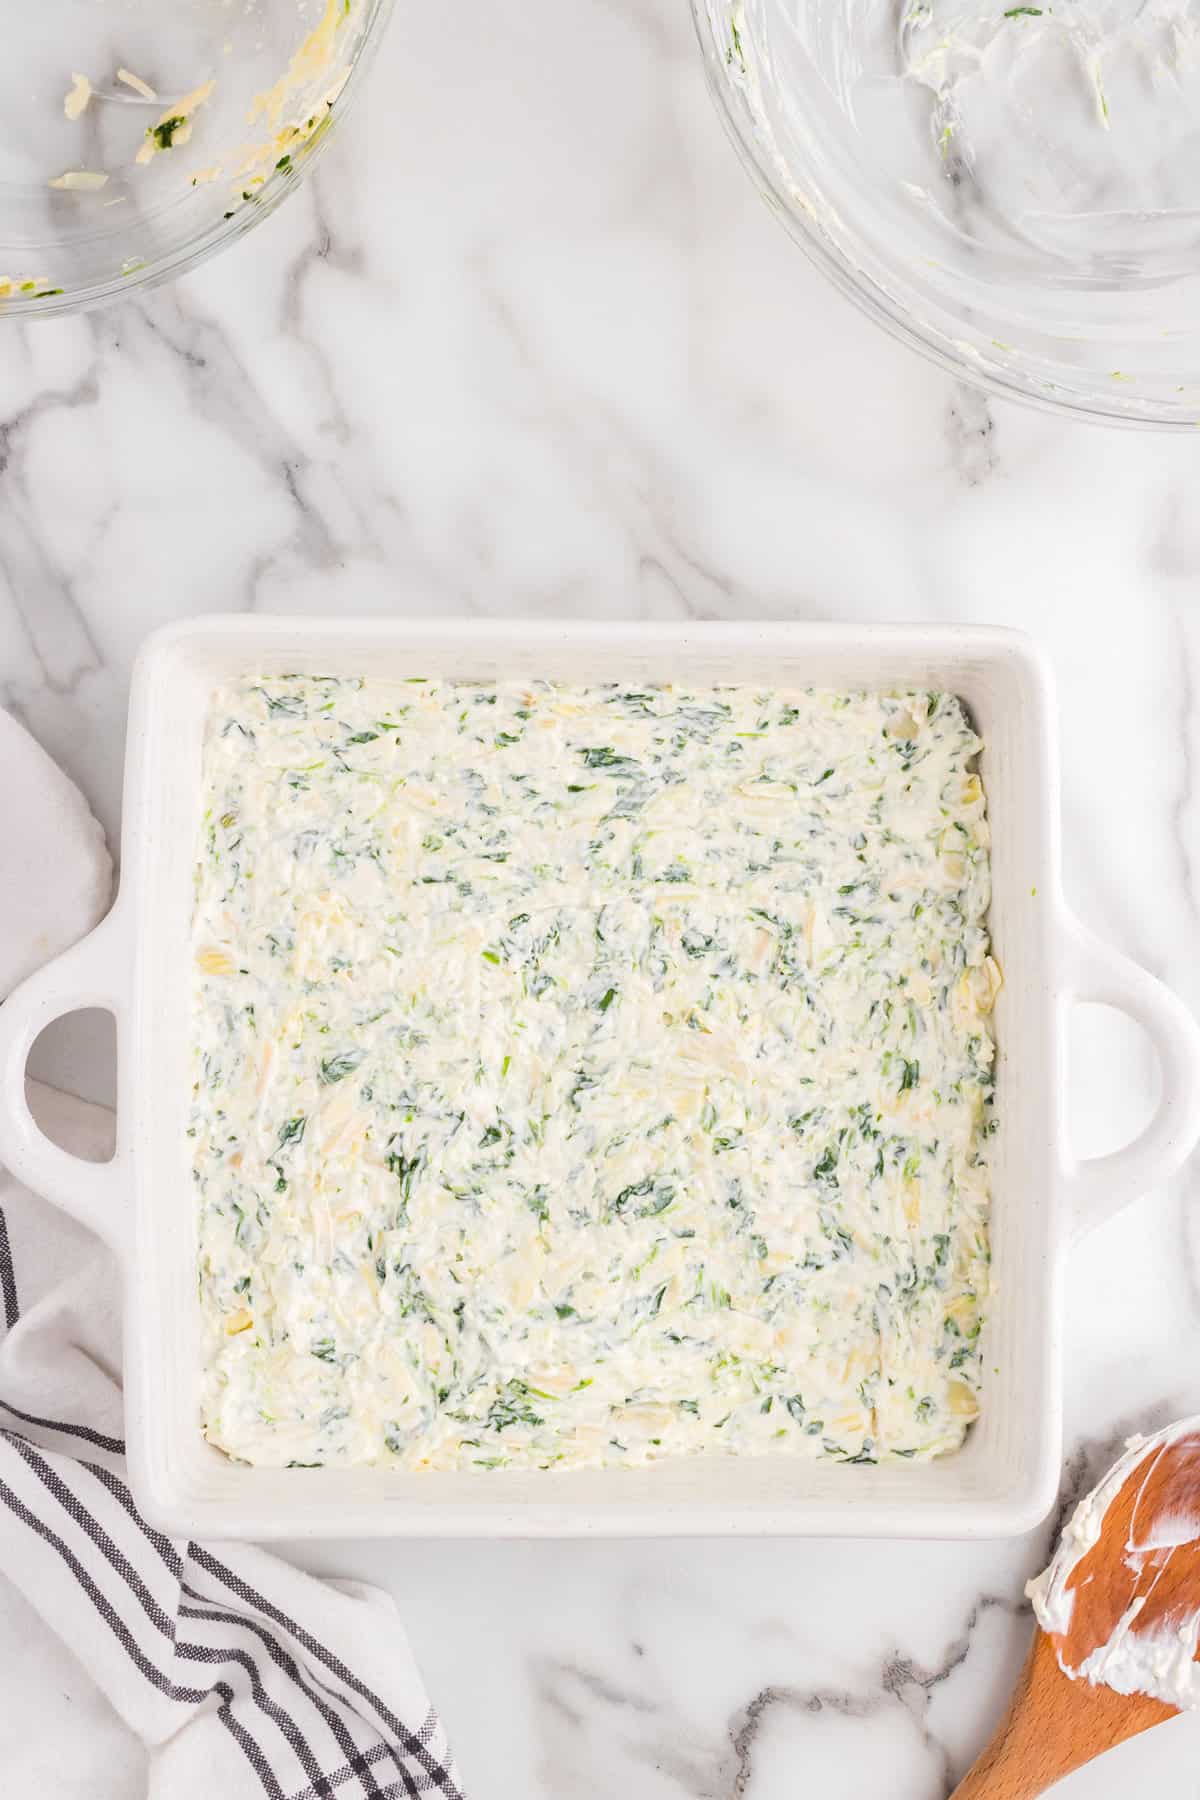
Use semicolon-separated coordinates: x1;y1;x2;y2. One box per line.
692;0;1200;427
2;0;392;317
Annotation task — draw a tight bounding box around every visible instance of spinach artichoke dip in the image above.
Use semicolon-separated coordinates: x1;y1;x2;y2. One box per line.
190;676;997;1473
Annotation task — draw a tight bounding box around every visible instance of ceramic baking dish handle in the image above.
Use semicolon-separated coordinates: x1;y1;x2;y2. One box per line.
0;908;130;1255
1060;912;1200;1238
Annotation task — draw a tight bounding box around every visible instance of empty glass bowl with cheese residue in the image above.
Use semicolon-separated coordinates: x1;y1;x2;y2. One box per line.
2;0;392;316
692;0;1200;425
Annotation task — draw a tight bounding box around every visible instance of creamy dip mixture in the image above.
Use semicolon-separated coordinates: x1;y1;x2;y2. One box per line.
190;676;996;1472
1029;1419;1200;1710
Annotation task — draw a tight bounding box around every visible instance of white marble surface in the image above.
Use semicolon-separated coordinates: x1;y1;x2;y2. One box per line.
6;0;1200;1793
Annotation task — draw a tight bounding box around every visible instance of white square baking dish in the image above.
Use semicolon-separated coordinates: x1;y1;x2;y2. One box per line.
3;616;1199;1540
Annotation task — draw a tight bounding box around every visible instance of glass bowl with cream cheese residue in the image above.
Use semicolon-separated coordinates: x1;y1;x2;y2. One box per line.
692;0;1200;426
1;0;392;318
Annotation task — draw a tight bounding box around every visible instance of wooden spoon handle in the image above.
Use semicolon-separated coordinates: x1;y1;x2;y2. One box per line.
950;1629;1175;1800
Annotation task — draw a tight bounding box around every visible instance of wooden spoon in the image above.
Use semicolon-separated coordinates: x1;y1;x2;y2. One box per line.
949;1628;1174;1797
950;1422;1200;1797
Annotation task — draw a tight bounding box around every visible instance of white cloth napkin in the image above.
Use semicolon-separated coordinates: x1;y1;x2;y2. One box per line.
0;716;463;1800
0;707;113;997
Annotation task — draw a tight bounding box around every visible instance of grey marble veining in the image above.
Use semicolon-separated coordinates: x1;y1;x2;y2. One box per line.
6;1;1200;1793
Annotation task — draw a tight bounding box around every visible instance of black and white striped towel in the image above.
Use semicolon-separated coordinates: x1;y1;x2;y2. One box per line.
0;711;463;1800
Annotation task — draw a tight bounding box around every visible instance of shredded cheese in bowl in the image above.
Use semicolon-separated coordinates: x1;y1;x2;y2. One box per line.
4;0;389;312
190;677;996;1474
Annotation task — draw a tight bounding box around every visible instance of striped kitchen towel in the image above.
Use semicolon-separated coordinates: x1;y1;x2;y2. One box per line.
0;710;463;1800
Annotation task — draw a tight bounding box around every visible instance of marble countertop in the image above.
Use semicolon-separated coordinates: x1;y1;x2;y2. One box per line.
7;0;1200;1793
